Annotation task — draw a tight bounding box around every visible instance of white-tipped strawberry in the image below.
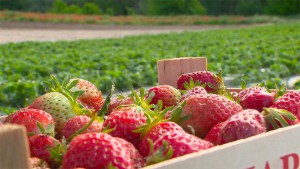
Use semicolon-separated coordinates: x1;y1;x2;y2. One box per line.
69;78;104;112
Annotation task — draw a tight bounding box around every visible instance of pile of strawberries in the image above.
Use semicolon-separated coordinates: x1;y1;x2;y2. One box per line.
1;71;300;169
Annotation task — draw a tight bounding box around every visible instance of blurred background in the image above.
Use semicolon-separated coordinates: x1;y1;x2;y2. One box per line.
1;0;299;16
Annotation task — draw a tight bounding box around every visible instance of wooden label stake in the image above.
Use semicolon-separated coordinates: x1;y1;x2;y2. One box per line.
157;57;207;87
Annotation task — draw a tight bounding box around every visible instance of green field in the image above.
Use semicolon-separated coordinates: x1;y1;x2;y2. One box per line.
1;22;300;115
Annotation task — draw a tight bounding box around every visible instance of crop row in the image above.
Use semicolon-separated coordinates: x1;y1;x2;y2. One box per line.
0;22;300;115
0;11;283;25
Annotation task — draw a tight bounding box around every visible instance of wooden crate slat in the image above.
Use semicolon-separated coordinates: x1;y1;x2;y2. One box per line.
0;124;30;169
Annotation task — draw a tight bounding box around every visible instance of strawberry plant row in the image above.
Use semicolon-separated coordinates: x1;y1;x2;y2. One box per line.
1;22;300;115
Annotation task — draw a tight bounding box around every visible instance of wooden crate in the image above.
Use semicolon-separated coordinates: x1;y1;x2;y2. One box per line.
1;57;299;169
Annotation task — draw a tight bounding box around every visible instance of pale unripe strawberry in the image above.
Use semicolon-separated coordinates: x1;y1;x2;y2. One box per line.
29;92;79;138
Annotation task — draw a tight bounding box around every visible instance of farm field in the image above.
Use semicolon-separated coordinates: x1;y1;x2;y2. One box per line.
0;22;300;115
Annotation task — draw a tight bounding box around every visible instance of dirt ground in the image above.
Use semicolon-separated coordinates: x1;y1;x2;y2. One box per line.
0;21;266;44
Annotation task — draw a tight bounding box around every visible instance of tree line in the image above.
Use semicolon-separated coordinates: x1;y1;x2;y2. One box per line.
0;0;299;16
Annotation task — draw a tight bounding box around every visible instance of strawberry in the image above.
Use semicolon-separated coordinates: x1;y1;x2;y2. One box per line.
147;131;213;164
62;115;103;139
177;71;220;93
62;133;135;169
4;108;54;136
139;121;185;157
28;92;79;138
146;85;181;109
70;78;104;112
180;93;243;138
271;90;300;119
180;86;207;101
102;106;146;148
238;86;275;112
204;122;225;145
0;122;2;127
107;96;133;115
115;137;145;169
217;109;266;145
29;134;60;167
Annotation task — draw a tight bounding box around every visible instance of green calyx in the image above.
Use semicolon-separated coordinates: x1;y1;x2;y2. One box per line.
37;121;55;137
211;70;236;101
49;137;67;168
146;139;173;166
180;78;203;94
262;107;297;130
134;100;187;139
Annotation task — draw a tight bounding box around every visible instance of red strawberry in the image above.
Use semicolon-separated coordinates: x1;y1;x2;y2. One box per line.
217;109;266;145
0;122;3;127
62;115;103;139
271;90;300;119
29;134;60;166
102;106;146;148
4;108;54;135
180;93;243;138
70;78;104;112
115;137;145;169
29;92;79;138
147;85;181;109
149;131;213;160
139;121;185;157
107;96;133;115
177;71;220;93
62;133;135;169
180;86;207;101
204;122;225;145
238;86;275;112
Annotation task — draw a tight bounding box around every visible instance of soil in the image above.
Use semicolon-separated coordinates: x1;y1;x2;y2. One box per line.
0;21;267;44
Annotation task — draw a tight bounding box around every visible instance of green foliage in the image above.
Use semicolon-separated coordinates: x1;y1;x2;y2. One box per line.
234;0;264;15
81;2;102;15
50;0;68;13
49;0;101;15
65;4;82;14
147;0;206;15
1;23;300;114
265;0;300;15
